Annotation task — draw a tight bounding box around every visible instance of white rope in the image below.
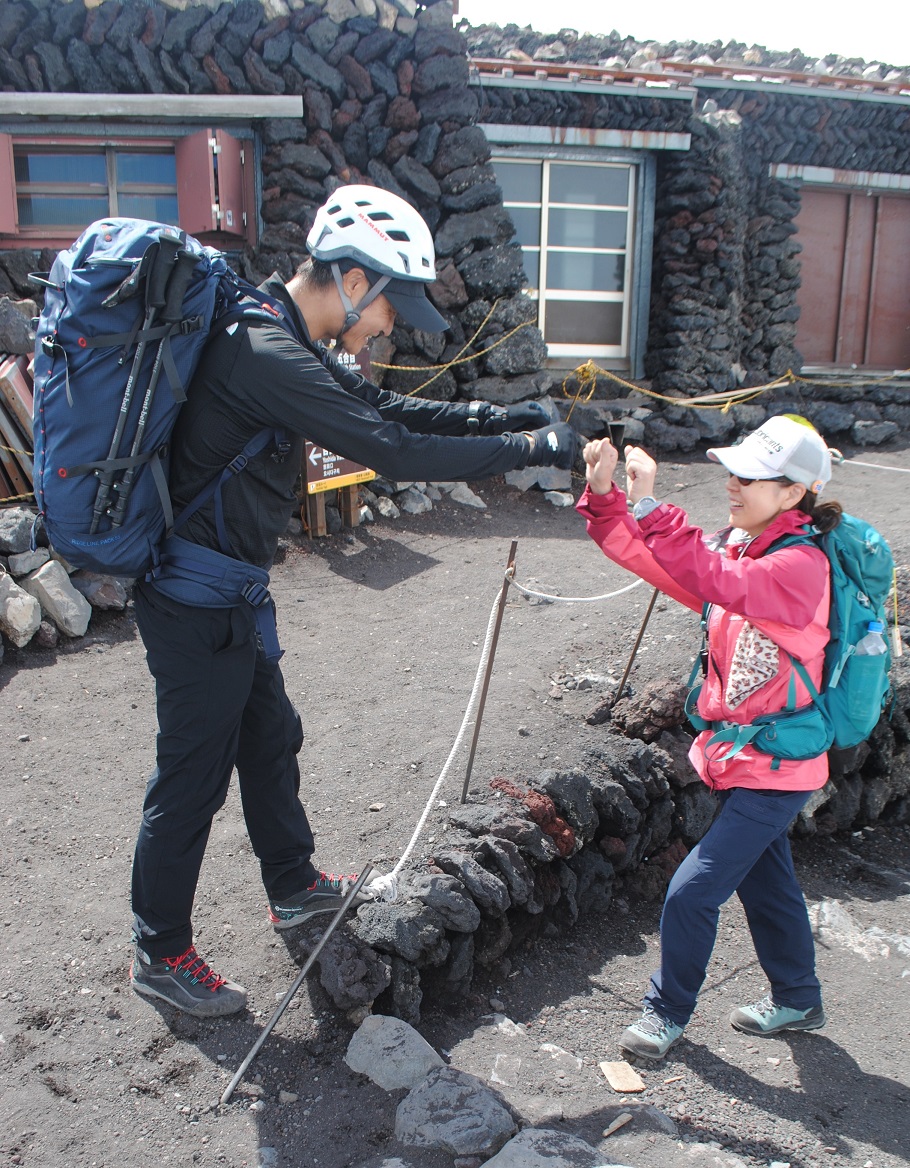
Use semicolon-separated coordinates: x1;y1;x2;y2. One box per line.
509;575;646;603
829;449;910;474
366;569;648;902
366;574;506;903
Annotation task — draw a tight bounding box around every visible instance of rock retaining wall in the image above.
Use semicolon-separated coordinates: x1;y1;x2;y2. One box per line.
295;667;910;1025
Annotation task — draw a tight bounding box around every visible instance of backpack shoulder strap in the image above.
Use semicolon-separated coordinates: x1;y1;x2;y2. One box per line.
210;283;302;345
763;525;820;556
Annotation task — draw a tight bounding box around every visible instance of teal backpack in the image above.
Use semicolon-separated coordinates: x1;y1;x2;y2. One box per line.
687;514;895;765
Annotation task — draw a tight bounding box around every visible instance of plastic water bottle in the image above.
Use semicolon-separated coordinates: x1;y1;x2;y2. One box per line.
855;620;888;656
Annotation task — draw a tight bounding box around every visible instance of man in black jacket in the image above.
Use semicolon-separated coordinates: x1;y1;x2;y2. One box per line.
130;184;577;1017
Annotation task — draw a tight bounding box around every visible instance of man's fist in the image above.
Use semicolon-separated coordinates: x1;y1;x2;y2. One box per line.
525;422;579;469
468;400;550;435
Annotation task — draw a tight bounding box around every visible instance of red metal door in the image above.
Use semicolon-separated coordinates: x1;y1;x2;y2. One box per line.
796;185;910;369
866;195;910;368
795;187;848;365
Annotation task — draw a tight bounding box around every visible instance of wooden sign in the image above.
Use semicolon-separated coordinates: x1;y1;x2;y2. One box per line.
302;347;375;496
303;443;376;495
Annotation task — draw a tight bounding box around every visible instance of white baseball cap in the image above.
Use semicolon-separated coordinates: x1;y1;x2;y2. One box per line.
707;415;832;495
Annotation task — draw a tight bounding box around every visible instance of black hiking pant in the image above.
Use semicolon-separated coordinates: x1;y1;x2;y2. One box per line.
131;580;318;961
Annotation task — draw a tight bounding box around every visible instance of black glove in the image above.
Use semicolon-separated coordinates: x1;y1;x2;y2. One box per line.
501;400;549;432
466;399;549;435
524;422;578;469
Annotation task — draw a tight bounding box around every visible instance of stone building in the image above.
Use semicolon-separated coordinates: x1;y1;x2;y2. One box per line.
0;0;908;503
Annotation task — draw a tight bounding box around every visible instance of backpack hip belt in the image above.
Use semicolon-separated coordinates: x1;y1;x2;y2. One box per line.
149;534;282;664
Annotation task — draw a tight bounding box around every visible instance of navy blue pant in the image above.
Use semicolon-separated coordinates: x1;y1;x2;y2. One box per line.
646;786;822;1027
132;580;319;961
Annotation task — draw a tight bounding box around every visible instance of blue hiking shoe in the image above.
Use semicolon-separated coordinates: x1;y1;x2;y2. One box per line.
268;871;372;929
730;993;826;1036
620;1005;686;1060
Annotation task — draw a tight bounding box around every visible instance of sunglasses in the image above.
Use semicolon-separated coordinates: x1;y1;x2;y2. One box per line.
728;474;790;487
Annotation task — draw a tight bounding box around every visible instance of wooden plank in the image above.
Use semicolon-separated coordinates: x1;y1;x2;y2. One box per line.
0;354;33;438
0;396;33;492
302;492;327;538
0;441;31;499
339;484;360;527
0;458;15;500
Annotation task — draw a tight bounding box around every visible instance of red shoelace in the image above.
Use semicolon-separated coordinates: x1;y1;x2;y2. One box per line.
307;871;357;890
163;945;227;992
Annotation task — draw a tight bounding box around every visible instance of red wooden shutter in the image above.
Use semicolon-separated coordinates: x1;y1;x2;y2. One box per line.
175;128;218;235
0;134;18;235
213;130;245;239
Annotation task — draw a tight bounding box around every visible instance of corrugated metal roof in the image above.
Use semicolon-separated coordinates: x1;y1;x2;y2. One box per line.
470;56;910;105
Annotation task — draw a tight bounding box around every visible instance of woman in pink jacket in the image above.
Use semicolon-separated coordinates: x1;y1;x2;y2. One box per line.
576;414;841;1061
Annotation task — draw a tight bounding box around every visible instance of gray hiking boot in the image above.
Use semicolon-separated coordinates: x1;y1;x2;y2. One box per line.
131;945;247;1018
620;1005;686;1060
730;993;825;1036
268;870;372;929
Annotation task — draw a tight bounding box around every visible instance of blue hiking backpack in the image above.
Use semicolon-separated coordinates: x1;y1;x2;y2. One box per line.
778;516;894;750
30;217;295;578
687;514;895;761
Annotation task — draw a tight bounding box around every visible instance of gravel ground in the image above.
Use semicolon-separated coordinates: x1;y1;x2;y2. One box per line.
1;445;908;1168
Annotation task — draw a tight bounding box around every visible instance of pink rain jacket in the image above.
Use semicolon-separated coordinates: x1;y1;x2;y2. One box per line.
576;484;831;792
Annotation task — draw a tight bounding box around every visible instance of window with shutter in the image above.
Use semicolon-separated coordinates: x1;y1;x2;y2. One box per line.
0;128;256;248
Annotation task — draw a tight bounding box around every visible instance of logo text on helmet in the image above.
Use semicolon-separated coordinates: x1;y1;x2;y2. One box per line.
357;211;391;243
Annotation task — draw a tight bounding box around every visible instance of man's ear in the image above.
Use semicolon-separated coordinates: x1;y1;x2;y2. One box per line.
341;267;369;304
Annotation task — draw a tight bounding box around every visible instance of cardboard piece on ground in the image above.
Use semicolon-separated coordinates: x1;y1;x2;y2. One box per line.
599;1060;646;1092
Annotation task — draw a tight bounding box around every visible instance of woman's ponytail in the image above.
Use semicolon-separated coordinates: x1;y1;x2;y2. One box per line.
800;490;843;534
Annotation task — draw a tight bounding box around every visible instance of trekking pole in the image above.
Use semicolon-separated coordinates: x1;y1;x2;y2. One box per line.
89;234;181;532
460;540;518;804
109;248;198;528
219;865;374;1107
612;585;660;708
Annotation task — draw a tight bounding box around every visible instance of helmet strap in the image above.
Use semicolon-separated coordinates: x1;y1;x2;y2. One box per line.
331;262;391;338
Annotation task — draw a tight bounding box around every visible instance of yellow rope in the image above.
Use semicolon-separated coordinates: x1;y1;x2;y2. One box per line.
561;362;910;420
371;297;538;395
562;360;783;420
2;442;33;457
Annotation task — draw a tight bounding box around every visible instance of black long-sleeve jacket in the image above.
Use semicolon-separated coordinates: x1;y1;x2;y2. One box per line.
169;275;531;565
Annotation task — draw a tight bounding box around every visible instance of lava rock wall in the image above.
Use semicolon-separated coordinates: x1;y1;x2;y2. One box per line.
0;0;551;408
306;663;910;1024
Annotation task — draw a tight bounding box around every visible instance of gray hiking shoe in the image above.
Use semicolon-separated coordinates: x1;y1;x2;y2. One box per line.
131;945;247;1018
620;1005;686;1060
268;870;372;929
730;993;825;1036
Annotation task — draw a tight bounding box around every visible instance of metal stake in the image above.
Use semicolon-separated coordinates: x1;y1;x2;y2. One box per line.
612;585;660;708
460;540;518;804
220;865;373;1107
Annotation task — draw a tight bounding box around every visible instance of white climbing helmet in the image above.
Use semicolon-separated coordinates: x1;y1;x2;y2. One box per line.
306;184;447;333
